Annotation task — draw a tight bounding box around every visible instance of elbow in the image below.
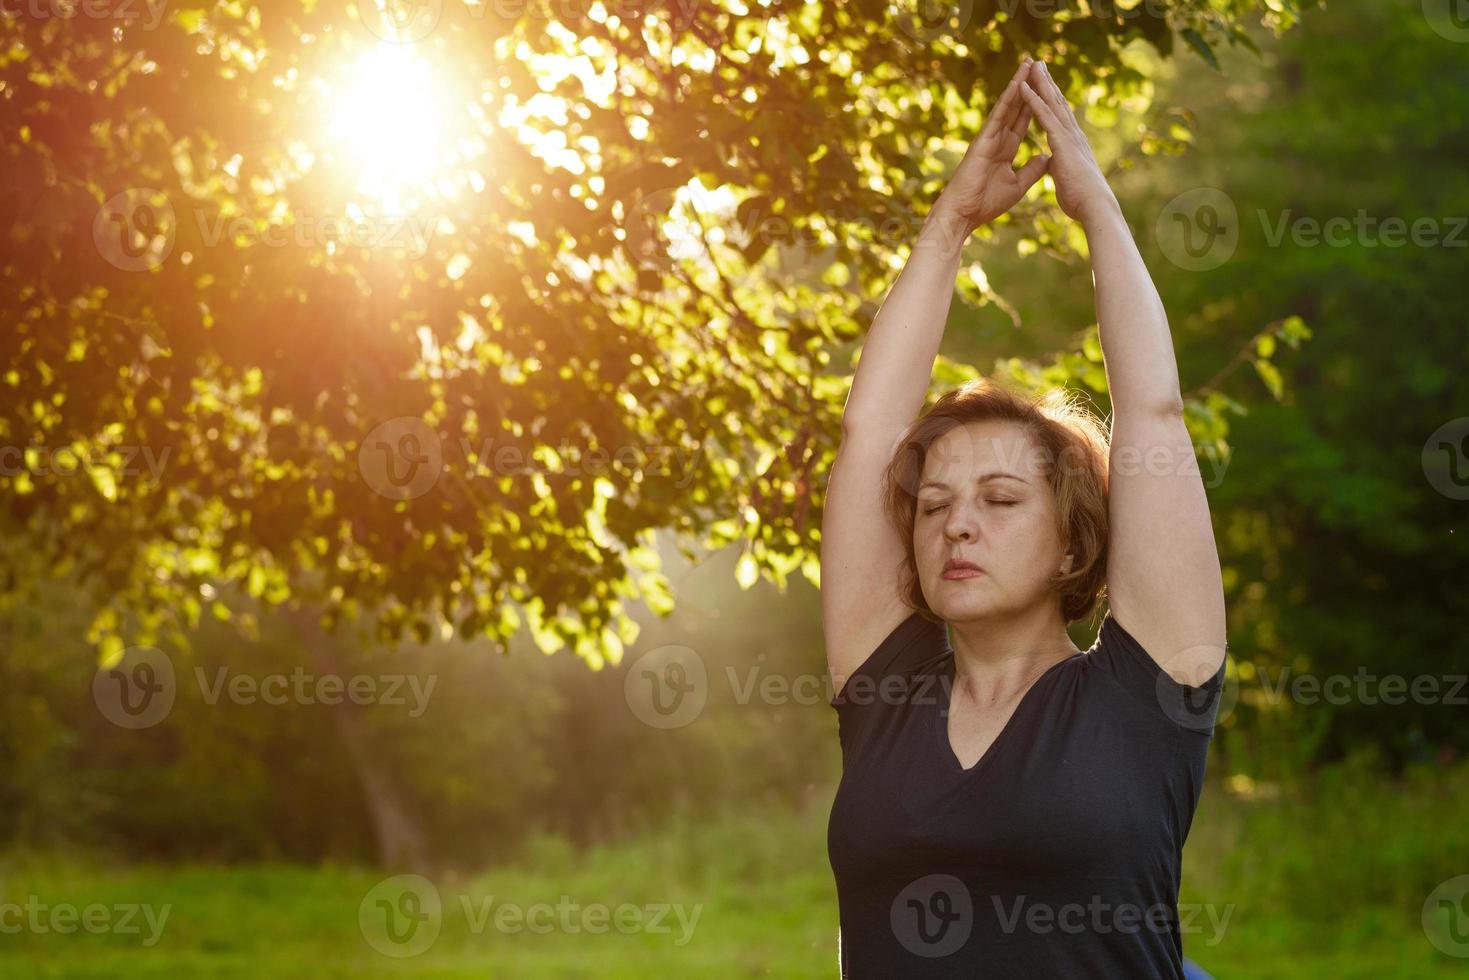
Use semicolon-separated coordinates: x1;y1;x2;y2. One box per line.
1154;393;1186;419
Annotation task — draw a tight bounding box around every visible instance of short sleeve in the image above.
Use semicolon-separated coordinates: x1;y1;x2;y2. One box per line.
1087;611;1227;736
828;611;941;708
828;611;947;752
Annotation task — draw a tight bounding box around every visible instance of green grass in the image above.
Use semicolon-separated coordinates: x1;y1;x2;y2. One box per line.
1;763;1465;977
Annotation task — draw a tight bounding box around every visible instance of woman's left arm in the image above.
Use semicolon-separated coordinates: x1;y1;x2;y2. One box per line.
1021;60;1226;686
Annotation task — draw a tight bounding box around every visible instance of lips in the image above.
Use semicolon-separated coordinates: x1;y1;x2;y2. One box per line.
942;559;984;580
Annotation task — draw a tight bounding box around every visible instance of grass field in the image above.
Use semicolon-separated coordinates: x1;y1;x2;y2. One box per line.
1;765;1464;978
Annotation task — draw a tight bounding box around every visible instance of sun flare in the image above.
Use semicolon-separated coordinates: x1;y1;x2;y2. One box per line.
327;45;449;208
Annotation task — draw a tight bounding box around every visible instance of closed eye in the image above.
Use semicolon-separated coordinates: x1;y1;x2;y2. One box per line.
923;500;1016;515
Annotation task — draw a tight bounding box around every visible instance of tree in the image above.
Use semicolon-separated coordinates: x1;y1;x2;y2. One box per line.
0;0;1306;667
1125;0;1469;770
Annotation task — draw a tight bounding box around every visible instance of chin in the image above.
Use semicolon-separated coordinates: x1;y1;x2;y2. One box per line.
922;585;992;622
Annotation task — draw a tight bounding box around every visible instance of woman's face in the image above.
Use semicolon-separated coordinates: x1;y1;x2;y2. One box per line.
913;421;1069;624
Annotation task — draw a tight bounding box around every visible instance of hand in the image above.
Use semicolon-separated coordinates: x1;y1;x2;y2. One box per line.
928;58;1052;239
1018;59;1117;223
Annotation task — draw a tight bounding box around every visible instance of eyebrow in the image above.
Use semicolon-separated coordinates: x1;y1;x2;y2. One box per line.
918;472;1030;492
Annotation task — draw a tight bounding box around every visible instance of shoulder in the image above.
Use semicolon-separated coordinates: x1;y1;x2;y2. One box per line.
1082;610;1229;736
829;609;948;712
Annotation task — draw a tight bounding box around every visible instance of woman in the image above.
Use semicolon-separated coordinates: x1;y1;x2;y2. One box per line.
822;57;1229;978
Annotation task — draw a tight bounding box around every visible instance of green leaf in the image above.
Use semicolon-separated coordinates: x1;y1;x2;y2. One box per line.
1181;28;1220;71
1253;359;1283;400
735;551;759;591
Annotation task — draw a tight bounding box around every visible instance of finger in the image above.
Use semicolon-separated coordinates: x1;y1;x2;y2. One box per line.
1013;153;1051;194
1006;95;1033;139
979;59;1034;139
1018;80;1063;135
978;77;1023;142
996;104;1033;159
1032;60;1078;126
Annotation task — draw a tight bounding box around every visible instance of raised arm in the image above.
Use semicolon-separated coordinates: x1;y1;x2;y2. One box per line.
822;58;1052;691
1019;60;1227;686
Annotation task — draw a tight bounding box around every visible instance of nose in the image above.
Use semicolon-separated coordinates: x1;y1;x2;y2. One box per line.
942;501;979;543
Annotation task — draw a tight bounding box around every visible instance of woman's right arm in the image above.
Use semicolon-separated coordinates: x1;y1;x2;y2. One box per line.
822;58;1050;691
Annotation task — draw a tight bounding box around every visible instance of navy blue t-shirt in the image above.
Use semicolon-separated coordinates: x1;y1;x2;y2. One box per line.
827;609;1226;978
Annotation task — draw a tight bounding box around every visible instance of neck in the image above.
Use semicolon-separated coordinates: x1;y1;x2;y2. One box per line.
946;603;1080;701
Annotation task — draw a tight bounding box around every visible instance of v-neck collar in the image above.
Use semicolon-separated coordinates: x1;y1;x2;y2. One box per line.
932;644;1085;774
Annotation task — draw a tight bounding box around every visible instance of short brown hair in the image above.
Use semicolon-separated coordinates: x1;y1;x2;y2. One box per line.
882;376;1110;627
